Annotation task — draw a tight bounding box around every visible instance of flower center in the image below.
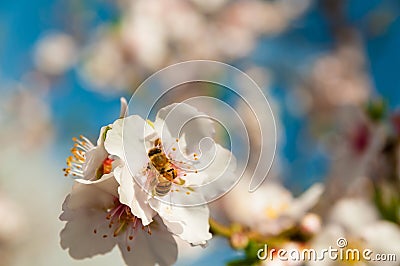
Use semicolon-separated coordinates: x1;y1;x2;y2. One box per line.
95;157;114;179
93;199;152;252
63;135;94;177
264;203;289;220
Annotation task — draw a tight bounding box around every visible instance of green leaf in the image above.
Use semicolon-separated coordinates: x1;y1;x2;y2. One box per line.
244;241;264;259
365;98;387;122
227;257;260;266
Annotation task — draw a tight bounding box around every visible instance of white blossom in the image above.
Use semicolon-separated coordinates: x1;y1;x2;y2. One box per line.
309;198;400;266
104;102;237;246
60;175;178;266
34;31;77;75
223;180;324;235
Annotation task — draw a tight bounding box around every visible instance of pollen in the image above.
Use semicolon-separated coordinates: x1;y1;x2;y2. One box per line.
264;206;283;219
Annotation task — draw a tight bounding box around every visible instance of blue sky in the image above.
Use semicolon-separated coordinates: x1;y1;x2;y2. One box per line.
1;1;400;264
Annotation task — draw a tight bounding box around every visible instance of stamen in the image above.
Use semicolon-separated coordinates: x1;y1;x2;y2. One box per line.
63;135;95;178
132;217;138;229
114;221;126;237
104;202;150;246
80;135;94;149
147;226;152;235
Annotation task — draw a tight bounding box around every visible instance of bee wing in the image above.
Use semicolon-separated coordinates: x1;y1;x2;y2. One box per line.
144;165;160;193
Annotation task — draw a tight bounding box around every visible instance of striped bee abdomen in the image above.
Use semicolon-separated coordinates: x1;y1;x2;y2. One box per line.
154;176;172;196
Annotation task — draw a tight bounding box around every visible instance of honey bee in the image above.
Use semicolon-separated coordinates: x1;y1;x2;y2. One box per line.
147;138;178;196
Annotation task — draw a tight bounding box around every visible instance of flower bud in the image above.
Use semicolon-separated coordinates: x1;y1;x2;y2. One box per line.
230;232;249;250
300;213;321;235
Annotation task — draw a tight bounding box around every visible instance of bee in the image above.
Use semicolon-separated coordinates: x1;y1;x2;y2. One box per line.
147;138;178;196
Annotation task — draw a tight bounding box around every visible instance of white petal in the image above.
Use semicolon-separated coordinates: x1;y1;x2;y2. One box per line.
79;124;111;181
115;165;156;226
361;221;400;258
328;198;379;233
222;181;294;234
104;118;125;159
82;145;108;181
105;116;154;176
149;192;212;245
119;97;128;118
154;103;215;154
60;196;116;259
117;216;178;266
308;225;345;266
67;177;118;210
288;183;324;220
96;124;112;146
185;144;237;202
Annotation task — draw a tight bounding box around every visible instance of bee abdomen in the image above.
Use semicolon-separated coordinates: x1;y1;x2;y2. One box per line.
155;181;172;197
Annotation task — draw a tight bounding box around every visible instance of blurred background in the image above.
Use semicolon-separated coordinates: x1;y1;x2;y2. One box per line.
0;0;399;265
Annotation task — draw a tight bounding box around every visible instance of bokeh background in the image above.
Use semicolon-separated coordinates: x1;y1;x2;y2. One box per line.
0;0;399;265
